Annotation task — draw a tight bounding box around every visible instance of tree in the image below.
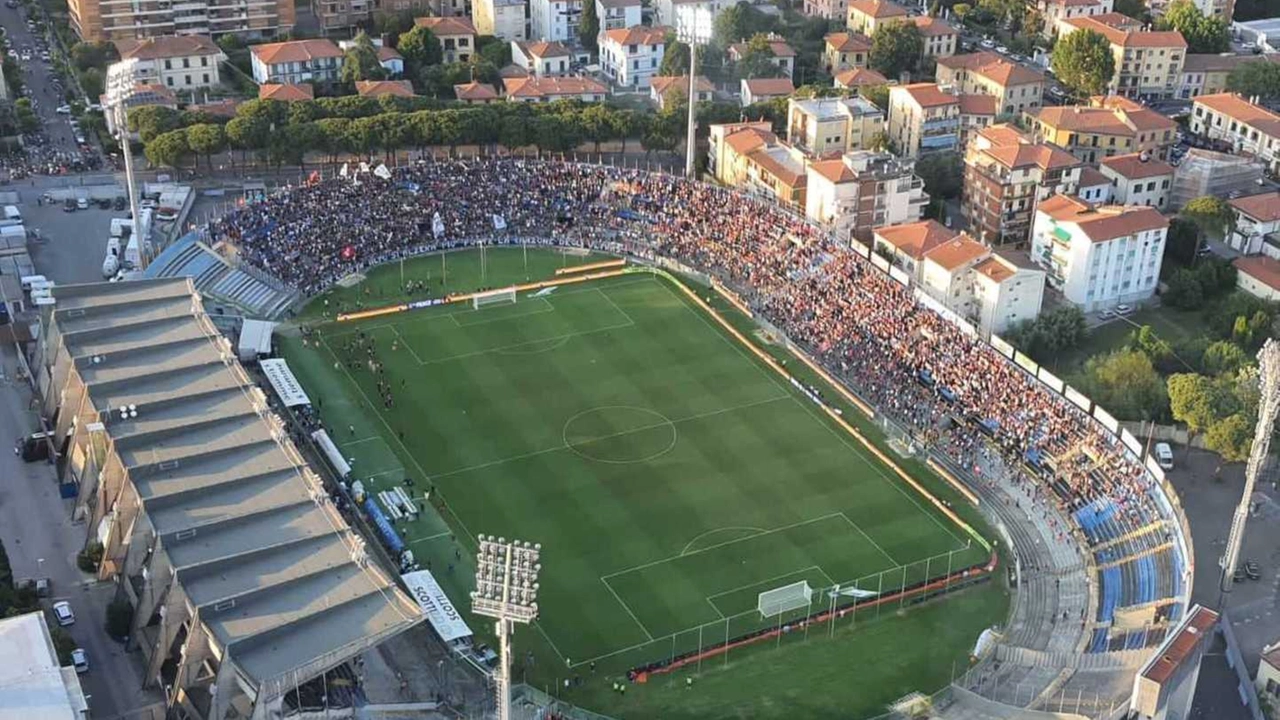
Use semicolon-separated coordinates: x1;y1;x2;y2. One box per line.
79;68;106;102
1163;217;1201;268
660;38;691;76
914;151;962;200
1205;412;1254;462
1168;373;1226;433
399;26;444;70
862;83;890;111
144;129;190;168
225;115;269;164
713;2;777;49
869;21;924;79
579;0;600;53
1113;0;1149;21
1160;0;1230;53
378;9;417;39
1131;324;1175;370
952;2;972;19
1182;195;1235;239
1164;268;1205;310
1079;349;1169;420
69;40;118;71
341;32;388;85
1051;29;1115;97
478;35;512;68
1201;340;1249;376
735;34;786;80
185;123;225;170
105;599;133;640
1006;305;1087;364
579;103;615;152
1227;60;1280;100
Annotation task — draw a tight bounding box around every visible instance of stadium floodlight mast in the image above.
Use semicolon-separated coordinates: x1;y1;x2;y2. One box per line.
678;6;713;179
103;60;145;270
1218;338;1280;608
471;535;541;720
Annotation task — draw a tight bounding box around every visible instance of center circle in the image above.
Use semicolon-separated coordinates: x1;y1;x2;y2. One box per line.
562;406;678;464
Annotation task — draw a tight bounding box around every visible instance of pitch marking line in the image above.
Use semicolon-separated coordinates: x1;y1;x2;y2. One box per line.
680;527;766;556
704;564;835;611
402;320;637;367
342;436;383;447
390;325;426;365
601;577;655;641
408;531;453;546
448;296;556;328
839;512;901;567
593;286;637;327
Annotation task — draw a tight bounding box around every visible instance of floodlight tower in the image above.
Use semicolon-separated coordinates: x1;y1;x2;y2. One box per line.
471;535;542;720
1218;339;1280;607
678;6;713;179
104;60;146;270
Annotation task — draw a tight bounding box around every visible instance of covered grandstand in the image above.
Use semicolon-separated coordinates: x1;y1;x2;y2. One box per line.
36;278;423;720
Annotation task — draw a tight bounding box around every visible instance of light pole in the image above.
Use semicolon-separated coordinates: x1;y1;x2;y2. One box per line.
471;535;541;720
678;7;712;179
104;61;145;270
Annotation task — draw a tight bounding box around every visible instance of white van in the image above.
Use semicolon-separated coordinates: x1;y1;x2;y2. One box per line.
20;274;46;292
3;205;21;222
1155;442;1174;471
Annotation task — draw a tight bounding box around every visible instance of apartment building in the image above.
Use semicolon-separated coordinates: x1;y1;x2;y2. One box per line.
888;83;959;156
805;150;928;241
846;0;907;36
1099;153;1175;209
600;26;666;88
530;0;580;42
1030;194;1169;310
503;75;608;100
708;122;808;207
1038;0;1112;39
1025;95;1177;163
834;66;888;91
250;39;342;84
596;0;641;33
914;231;1046;334
936;51;1045;116
114;35;225;92
313;0;371;33
1226;190;1280;256
1078;166;1113;203
512;39;572;75
741;77;795;106
1057;13;1186;99
823;31;871;73
962;124;1084;245
1179;54;1277;99
728;34;796;78
787;96;884;155
912;16;957;59
69;0;293;41
473;0;527;41
1190;93;1280;174
649;75;714;108
415;16;476;62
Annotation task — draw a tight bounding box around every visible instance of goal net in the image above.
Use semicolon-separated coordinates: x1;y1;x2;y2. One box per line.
473;286;517;310
758;581;813;619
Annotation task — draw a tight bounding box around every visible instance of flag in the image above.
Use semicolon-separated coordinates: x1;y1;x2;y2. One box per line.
339;162;349;177
341;245;356;260
432;212;445;238
492;214;506;230
374;163;392;180
359;162;371;174
307;170;321;185
826;586;878;599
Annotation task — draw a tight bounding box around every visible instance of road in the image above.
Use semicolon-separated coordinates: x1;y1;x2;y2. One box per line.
0;2;78;147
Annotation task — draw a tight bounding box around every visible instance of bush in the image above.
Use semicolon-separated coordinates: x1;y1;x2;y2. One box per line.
76;542;103;573
49;626;76;665
105;598;133;640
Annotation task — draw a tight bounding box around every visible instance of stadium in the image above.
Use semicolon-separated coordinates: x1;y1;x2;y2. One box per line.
123;157;1200;719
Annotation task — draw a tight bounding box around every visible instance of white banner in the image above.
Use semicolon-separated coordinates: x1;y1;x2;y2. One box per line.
260;358;311;407
1093;406;1119;434
989;334;1015;358
1037;367;1064;394
1064;385;1091;411
492;214;507;230
1121;428;1142;455
401;570;473;643
432;212;445;238
374;163;392;180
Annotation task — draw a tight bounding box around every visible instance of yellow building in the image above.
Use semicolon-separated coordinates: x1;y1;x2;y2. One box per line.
936;51;1045;116
786;96;885;155
823;31;872;73
846;0;907;36
911;16;957;59
888;82;960;156
1025;95;1177;163
1057;13;1186;99
708;122;809;207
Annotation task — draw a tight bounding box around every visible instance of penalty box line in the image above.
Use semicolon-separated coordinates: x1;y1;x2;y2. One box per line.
704;564;838;620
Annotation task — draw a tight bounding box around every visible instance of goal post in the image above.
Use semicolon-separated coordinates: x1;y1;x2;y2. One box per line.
472;286;517;310
758;581;813;619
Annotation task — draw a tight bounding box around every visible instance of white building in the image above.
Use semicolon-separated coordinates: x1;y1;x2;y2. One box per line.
1099;153;1175;210
473;0;528;41
597;0;641;34
114;35;225;92
805;150;928;241
600;26;666;88
1077;166;1113;204
0;612;90;720
249;38;342;84
1227;191;1280;257
1031;194;1168;311
971;252;1047;334
512;39;573;76
1190;93;1280;175
530;0;580;42
1235;255;1280;301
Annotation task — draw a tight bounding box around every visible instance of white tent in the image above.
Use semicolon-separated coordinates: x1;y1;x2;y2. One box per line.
238;319;277;362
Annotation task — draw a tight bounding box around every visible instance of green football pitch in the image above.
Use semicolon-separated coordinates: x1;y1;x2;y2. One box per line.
281;247;1003;715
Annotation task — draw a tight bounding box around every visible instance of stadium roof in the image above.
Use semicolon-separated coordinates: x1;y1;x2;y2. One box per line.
49;278;422;690
0;612;88;720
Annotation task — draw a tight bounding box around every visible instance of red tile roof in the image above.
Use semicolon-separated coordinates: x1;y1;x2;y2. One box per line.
1064;16;1187;48
116;35;222;60
1194;93;1280;136
1030;102;1176;136
1078;166;1110;188
503;76;608;98
982;141;1080;171
1038;195;1168;242
923;234;988;270
454;81;499;100
355;80;415;98
1235;255;1280;292
651;75;714;95
1100;152;1175;180
974;256;1016;282
258;83;315;101
742;77;795;97
824;32;872;53
958;93;997;115
414;16;477;35
1141;606;1219;686
938;51;1044;87
834;67;888;88
808;158;856;183
377;46;403;62
251;39;342;64
517;40;571;58
1229;191;1280;223
603;25;668;46
911;15;955;37
847;0;908;18
897;82;958;108
730;37;796;59
875;220;957;259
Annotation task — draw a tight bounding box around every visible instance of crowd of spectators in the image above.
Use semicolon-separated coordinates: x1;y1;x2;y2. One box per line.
208;158;1160;526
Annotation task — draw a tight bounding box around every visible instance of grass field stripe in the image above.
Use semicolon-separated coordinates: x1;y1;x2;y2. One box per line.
533;621;569;664
839;513;900;567
427;393;791;481
390;325;427;365
593;286;638;327
602;512;845;582
403;320;637;367
679;526;766;556
601;577;655;641
318;335;480;550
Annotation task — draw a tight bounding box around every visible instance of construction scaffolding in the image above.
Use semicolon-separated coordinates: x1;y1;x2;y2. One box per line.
1170;149;1264;211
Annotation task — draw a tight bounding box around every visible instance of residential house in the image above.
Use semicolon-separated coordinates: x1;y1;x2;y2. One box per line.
250;39;343;84
69;0;292;42
512;40;573;76
1190;93;1280;174
805;0;848;21
338;38;405;75
823;31;871;73
1234;255;1280;300
114;35;225;93
728;33;796;78
503;75;609;101
597;0;642;33
1037;0;1113;39
916;232;1046;333
846;0;907;36
888;82;959;156
787;96;884;155
936;52;1044;116
356;79;416;98
650;75;714;108
1099;153;1175;209
805;150;928;241
258;82;314;101
1056;13;1186;99
1030;194;1169;310
473;0;528;41
708;122;808;207
600;26;667;89
1179;54;1277;99
873;219;959;272
957;91;998;143
530;0;580;42
741;77;795;106
1226;191;1280;256
912;16;957;59
455;81;501;103
416;17;477;62
1077;166;1114;203
962;123;1085;245
1025;95;1177;163
834;66;887;91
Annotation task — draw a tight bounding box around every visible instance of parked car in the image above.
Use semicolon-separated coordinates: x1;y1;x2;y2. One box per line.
71;648;88;674
1246;561;1262;580
1155;442;1173;470
63;198;76;212
113;196;127;211
76;197;89;210
1115;304;1133;316
52;601;74;626
1099;309;1115;319
55;104;71;114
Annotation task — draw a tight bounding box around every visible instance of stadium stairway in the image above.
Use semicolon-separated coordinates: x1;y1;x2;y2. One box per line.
144;233;299;320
